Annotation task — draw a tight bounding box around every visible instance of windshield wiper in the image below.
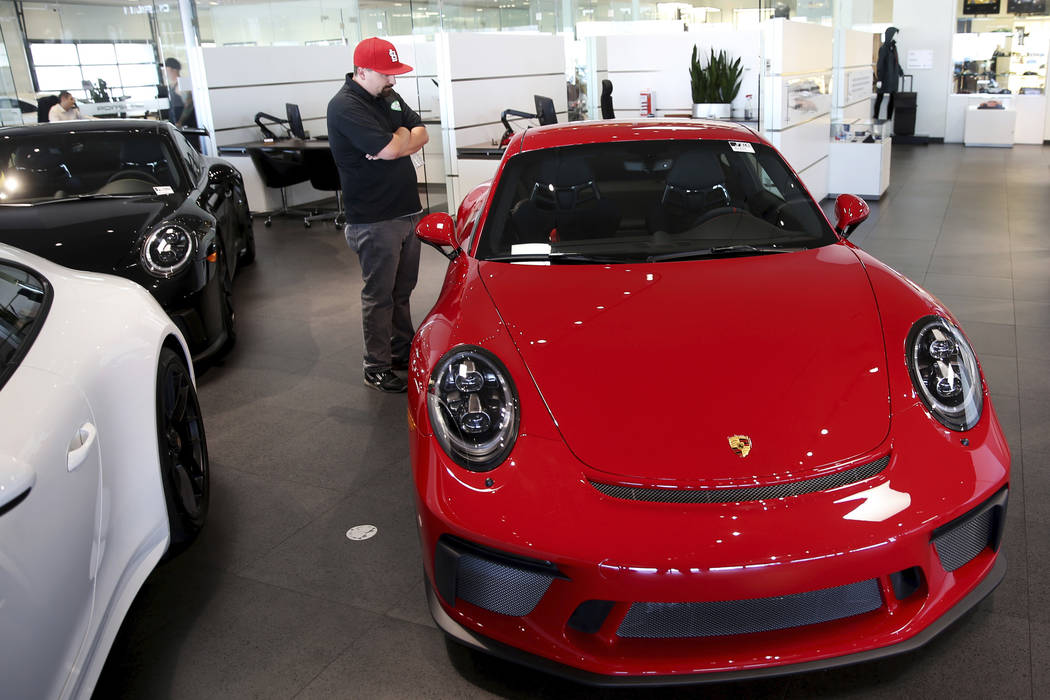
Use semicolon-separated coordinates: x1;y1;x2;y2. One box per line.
483;252;628;264
648;244;805;262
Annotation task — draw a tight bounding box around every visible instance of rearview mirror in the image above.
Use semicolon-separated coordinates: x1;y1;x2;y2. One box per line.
415;212;459;260
834;194;870;238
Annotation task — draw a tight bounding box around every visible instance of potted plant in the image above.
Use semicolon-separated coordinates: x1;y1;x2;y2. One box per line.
690;46;743;119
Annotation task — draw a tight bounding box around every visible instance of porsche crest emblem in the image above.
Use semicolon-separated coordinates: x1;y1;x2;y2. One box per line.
728;435;752;458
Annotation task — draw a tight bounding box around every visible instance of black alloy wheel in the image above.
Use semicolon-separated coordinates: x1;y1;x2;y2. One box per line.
156;347;209;556
239;221;256;266
217;240;238;355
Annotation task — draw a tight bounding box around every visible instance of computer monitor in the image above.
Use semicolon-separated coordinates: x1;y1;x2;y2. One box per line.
286;102;306;139
534;95;557;126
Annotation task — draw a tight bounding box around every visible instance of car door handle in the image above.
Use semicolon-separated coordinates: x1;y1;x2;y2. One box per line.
67;422;97;472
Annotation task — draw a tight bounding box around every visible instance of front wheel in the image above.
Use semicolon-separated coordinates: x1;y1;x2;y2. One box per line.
156;347;209;557
239;222;256;266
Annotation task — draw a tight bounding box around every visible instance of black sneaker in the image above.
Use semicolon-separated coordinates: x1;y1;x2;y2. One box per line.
391;356;410;372
364;369;407;393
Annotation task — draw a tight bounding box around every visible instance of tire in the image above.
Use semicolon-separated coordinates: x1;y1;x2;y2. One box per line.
217;241;237;356
156;347;209;557
239;222;256;266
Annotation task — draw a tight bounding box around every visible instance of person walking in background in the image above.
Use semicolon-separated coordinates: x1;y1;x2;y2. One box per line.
164;57;195;128
327;37;429;393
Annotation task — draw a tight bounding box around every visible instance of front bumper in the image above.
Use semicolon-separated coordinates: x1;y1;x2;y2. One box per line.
428;554;1006;687
412;400;1011;682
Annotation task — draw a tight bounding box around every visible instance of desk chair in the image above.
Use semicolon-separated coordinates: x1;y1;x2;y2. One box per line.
37;95;60;123
248;147;311;227
302;147;345;228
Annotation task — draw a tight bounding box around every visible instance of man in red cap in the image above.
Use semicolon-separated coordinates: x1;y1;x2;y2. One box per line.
328;37;429;393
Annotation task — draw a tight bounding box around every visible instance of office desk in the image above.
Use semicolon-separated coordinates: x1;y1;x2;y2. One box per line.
217;138;332;156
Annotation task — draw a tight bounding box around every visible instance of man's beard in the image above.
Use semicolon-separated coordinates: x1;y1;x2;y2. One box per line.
381;86;394;97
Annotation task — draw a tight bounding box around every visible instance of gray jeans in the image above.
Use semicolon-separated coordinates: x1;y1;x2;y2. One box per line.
345;214;421;371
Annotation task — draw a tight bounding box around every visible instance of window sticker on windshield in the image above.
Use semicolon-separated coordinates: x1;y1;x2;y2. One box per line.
153;186;174;195
728;141;755;153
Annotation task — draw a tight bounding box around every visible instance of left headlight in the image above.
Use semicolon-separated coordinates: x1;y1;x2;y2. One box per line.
141;222;195;278
906;315;983;431
427;345;519;471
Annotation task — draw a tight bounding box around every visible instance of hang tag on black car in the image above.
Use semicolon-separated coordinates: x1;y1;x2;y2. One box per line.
153;186;174;195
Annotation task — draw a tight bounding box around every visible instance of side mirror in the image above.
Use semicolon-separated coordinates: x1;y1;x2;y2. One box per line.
415;212;459;260
834;194;870;238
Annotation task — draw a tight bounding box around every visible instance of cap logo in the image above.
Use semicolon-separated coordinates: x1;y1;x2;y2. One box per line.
389;48;398;63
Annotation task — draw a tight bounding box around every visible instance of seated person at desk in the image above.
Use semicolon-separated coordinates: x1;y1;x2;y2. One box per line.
48;91;85;122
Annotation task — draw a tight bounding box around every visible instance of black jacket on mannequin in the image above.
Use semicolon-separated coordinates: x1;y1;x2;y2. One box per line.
874;27;903;119
876;27;903;94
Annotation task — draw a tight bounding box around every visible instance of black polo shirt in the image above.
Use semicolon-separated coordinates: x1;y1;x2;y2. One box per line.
327;76;423;224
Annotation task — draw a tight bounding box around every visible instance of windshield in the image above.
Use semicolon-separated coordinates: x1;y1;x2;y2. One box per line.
476;139;838;262
0;130;185;204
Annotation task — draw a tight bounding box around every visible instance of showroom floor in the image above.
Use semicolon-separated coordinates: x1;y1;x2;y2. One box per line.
94;144;1049;699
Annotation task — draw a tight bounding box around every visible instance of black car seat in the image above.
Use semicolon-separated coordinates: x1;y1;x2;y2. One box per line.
509;156;620;244
11;144;69;198
118;138;165;177
648;150;739;235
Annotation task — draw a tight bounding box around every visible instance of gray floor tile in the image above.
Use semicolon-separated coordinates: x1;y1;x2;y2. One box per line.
95;565;379;700
935;295;1015;326
1021;450;1050;525
960;321;1018;358
991;393;1021;455
1014;276;1050;303
1018;325;1050;360
923;273;1013;301
1012;250;1050;280
980;355;1018;397
928;253;1013;278
1019;357;1050;400
1015;300;1050;329
1034;622;1050;699
238;485;422;615
1020;396;1050;454
1029;519;1050;626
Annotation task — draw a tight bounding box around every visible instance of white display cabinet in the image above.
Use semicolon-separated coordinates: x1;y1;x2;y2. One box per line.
828;134;892;199
964;103;1017;147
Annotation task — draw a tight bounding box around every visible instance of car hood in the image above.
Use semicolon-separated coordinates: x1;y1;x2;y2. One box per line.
0;197;174;271
480;244;891;484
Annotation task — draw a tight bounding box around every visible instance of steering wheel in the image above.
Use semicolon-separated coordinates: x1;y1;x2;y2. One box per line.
762;199;805;225
105;169;161;186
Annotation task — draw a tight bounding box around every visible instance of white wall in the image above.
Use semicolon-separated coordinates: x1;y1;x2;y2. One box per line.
891;0;954;139
761;18;833;201
603;26;761;119
436;32;566;208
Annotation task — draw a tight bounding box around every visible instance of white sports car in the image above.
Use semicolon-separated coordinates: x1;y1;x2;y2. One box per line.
0;242;209;699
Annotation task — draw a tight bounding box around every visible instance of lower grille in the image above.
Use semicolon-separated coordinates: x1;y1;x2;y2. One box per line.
617;579;883;638
433;536;562;617
933;508;995;572
456;554;555;616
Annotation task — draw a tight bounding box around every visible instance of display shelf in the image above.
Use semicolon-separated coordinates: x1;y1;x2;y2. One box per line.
829;135;891;199
964;104;1017;146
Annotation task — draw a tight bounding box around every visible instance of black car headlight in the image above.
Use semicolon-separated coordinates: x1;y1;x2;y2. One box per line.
141;223;194;278
427;346;519;471
906;315;983;431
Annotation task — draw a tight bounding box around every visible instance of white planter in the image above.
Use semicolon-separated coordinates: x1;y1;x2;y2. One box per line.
692;103;731;120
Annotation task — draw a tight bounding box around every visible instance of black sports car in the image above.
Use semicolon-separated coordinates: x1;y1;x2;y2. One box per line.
0;119;254;362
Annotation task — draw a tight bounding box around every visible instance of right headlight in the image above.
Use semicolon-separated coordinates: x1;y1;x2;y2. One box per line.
141;222;195;278
906;315;983;431
427;345;519;471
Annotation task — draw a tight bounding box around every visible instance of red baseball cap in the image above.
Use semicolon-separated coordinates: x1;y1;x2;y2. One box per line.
353;37;413;75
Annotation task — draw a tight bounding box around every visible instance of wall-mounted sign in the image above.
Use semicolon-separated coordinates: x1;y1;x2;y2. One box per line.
846;69;872;103
906;49;934;71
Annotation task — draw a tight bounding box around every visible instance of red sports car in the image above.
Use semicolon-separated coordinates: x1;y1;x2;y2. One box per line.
407;120;1010;685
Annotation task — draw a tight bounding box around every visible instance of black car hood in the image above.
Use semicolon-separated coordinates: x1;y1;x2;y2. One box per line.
0;196;178;271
